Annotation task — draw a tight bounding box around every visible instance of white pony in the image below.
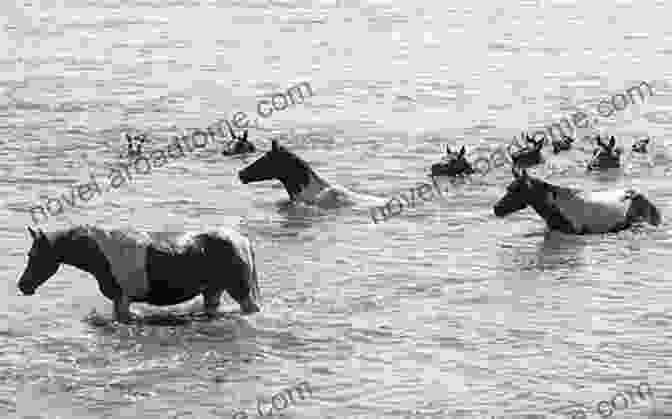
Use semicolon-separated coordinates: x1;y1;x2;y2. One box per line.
494;168;661;234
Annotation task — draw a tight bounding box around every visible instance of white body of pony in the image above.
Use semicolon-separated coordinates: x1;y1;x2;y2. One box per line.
549;189;639;234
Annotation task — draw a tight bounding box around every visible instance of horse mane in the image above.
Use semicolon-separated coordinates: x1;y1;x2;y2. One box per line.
67;225;151;245
530;175;582;199
274;143;330;191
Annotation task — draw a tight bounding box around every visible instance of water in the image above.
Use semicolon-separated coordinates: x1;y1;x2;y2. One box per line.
2;0;672;418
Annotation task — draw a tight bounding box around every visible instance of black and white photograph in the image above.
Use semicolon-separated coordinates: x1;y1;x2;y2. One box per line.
2;0;672;418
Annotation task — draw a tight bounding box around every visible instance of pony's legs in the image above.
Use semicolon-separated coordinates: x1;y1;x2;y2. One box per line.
238;294;260;315
203;289;222;317
114;294;133;324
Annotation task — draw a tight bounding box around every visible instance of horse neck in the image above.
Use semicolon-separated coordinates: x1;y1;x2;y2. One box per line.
51;227;113;279
525;180;568;222
280;157;330;200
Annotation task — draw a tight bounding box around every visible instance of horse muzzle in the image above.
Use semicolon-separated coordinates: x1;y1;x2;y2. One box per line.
493;205;505;217
238;171;251;184
18;283;35;295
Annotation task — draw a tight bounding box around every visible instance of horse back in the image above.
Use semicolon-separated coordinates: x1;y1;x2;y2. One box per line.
142;230;258;306
549;189;632;233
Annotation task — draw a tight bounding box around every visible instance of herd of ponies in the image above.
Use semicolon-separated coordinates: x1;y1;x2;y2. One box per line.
18;129;662;323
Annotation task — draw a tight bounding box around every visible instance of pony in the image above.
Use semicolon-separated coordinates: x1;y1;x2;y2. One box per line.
430;145;475;177
551;134;573;154
493;167;661;234
238;140;387;208
508;133;544;168
222;120;256;156
587;135;622;170
17;225;261;323
632;136;650;153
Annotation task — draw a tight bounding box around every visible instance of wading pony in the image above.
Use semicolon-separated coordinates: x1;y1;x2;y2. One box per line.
632;136;651;153
431;145;475;177
587;135;622;170
18;225;261;323
238;140;387;208
493;168;661;234
508;133;544;168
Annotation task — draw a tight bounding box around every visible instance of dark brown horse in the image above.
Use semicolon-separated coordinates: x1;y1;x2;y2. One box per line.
18;225;261;323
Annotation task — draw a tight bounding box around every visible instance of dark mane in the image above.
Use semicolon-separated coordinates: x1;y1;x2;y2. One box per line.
239;141;328;200
537;177;581;198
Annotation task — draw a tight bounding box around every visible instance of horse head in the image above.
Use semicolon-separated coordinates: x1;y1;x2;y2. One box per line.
238;140;323;200
493;167;537;216
551;135;573;154
632;136;650;153
432;145;475;176
18;227;61;295
588;135;621;169
508;133;544;168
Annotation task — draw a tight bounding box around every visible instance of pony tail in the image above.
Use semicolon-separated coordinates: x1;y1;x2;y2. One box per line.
649;198;662;226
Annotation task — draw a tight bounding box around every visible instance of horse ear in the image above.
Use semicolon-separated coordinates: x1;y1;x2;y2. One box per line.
610;136;615;148
459;145;465;156
27;227;37;240
271;139;279;151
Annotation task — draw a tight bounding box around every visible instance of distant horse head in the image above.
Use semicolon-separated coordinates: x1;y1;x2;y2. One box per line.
551;135;574;154
18;227;62;295
587;135;621;170
508;133;544;168
222;121;255;155
125;133;148;158
238;140;328;201
431;145;475;176
632;136;650;153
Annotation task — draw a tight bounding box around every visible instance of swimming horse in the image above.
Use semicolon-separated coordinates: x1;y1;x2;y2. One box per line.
125;133;148;158
18;225;261;323
238;140;387;208
430;145;475;177
493;167;661;234
632;136;650;153
221;120;256;156
587;135;622;170
551;134;573;154
508;133;544;168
